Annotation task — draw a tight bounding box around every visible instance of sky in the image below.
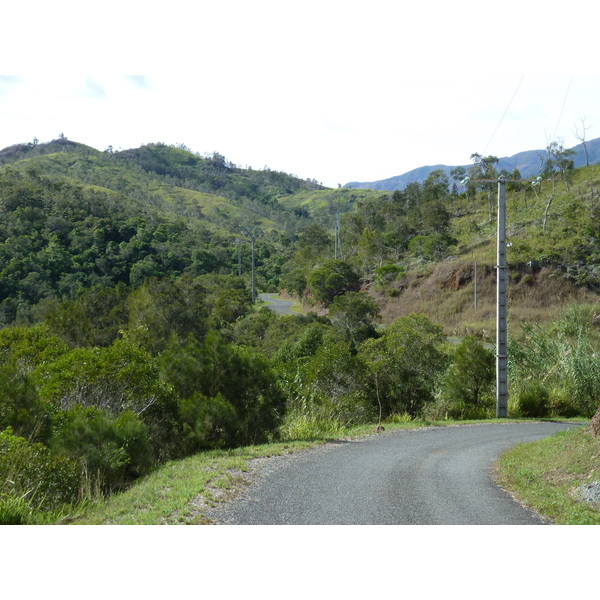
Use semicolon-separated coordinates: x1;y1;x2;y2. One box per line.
2;3;599;188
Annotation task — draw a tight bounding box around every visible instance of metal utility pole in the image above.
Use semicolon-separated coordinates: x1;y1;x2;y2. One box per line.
496;177;508;417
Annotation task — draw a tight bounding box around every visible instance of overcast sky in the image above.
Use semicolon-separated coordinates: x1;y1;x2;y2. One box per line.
2;2;599;188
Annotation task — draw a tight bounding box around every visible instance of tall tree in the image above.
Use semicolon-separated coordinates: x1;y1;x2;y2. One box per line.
468;153;499;222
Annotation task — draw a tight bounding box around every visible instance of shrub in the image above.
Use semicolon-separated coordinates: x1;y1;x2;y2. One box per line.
441;336;495;409
359;314;448;417
0;493;34;525
161;331;286;450
179;393;240;452
514;382;550;418
0;428;81;510
423;396;494;421
0;364;53;444
548;389;582;418
51;406;153;493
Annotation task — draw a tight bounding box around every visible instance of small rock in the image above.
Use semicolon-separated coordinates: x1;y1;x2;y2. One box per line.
576;481;600;504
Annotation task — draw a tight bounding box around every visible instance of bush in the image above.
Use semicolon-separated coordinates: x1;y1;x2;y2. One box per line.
161;331;286;450
0;493;34;525
51;406;153;493
359;314;448;417
423;396;494;421
514;382;550;418
548;390;582;418
179;393;241;452
0;428;81;510
441;336;495;409
0;364;53;444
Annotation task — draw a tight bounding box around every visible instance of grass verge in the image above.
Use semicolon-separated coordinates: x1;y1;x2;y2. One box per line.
495;424;600;524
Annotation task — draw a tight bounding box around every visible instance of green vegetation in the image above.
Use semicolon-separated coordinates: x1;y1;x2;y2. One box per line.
1;136;599;524
496;425;600;525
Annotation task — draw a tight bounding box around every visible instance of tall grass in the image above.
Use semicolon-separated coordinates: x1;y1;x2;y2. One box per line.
509;303;600;417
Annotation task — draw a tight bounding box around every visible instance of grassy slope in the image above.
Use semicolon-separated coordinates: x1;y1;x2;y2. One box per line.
495;424;600;524
372;165;600;337
6;151;278;235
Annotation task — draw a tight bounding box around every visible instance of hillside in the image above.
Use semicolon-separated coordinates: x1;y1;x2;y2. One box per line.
287;161;600;339
1;136;599;334
0;137;384;323
345;136;600;191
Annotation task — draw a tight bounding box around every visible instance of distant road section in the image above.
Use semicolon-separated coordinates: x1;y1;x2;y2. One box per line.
259;293;297;315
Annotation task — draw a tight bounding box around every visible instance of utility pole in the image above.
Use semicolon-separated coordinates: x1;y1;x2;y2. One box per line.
251;235;256;304
334;211;344;260
474;262;477;311
496;177;508;417
461;174;534;417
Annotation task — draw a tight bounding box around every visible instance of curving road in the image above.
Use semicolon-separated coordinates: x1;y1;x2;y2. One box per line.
206;422;583;525
259;293;297;315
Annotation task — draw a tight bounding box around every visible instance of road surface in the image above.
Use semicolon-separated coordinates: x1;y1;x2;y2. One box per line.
259;293;297;315
206;421;582;525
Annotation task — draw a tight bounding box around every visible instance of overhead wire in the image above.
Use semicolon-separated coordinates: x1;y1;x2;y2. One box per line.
550;75;573;144
482;75;525;156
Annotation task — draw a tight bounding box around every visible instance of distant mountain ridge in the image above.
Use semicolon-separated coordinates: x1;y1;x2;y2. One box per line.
344;137;600;191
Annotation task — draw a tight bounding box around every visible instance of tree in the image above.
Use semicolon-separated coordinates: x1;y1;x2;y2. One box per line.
442;336;495;409
539;140;576;231
546;140;576;190
328;291;380;349
450;167;467;196
306;259;360;306
127;276;209;354
573;117;591;167
422;169;450;202
359;314;448;417
468;153;499;222
160;331;285;448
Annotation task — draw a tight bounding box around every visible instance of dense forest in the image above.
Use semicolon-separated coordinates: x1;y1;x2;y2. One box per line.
1;137;599;523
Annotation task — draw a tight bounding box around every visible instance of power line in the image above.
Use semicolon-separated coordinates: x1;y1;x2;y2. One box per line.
482;76;525;156
551;75;573;143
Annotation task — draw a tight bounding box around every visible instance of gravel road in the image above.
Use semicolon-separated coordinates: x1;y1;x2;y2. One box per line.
206;421;583;525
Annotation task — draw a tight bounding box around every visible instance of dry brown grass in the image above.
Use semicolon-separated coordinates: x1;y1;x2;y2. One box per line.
374;259;600;340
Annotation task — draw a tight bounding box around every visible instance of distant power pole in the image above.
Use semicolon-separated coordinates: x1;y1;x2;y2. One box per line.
474;262;477;311
251;235;256;304
334;211;344;260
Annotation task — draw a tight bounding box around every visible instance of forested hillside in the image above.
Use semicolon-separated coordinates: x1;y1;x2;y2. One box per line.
1;137;599;524
0;138;379;323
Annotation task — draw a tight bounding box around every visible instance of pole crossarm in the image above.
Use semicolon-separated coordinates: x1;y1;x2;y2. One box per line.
461;176;538;184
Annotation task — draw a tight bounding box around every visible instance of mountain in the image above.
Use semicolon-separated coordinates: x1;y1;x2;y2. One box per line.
344;137;600;191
